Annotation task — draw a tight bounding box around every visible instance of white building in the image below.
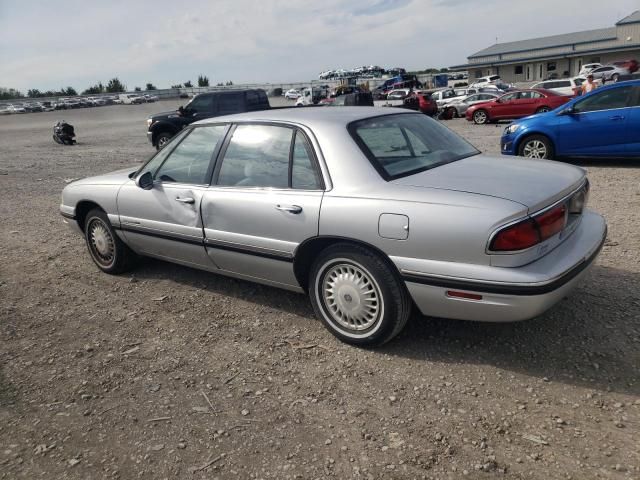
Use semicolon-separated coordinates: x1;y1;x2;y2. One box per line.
451;11;640;83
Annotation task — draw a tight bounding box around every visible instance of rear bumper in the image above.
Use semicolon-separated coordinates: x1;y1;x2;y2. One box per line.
400;210;607;322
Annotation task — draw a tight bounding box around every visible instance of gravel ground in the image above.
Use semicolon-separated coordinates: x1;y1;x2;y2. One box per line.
1;100;639;479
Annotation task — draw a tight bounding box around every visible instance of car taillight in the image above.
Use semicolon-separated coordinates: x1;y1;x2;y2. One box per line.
490;218;539;251
490;204;568;252
534;204;566;239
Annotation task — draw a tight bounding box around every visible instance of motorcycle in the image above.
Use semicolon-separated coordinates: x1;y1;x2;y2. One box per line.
53;121;76;145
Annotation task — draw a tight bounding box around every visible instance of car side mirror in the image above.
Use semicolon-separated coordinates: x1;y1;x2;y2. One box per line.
560;106;575;115
136;171;154;190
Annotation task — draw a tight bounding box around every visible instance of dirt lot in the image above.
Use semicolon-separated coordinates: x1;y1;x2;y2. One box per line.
1;100;639;479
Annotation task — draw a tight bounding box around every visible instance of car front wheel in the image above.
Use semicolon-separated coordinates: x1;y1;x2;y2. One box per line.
518;135;554;159
84;209;136;274
155;132;173;150
536;106;551;114
473;109;489;124
309;243;411;346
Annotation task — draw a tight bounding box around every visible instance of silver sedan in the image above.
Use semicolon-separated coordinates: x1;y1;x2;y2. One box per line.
443;92;500;117
60;108;606;346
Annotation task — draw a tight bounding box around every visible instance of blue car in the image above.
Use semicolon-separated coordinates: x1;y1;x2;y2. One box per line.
501;80;640;159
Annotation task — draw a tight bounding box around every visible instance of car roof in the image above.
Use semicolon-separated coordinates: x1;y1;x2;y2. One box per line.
195;106;414;128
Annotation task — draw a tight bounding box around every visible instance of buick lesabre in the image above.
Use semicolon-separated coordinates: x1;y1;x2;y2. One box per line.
60;108;606;345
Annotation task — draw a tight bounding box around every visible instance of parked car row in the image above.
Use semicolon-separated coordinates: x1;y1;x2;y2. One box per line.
579;59;638;82
0;93;161;115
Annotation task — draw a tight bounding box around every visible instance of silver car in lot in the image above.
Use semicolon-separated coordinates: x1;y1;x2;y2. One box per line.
442;92;500;117
60;108;606;346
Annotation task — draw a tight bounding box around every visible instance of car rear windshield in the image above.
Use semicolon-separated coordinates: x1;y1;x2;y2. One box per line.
348;113;479;180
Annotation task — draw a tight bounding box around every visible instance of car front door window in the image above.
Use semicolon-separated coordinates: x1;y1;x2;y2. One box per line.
154;126;227;184
500;93;519;102
186;95;212;114
573;86;633;113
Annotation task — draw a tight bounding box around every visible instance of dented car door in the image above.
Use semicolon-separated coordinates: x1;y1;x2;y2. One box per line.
117;125;228;269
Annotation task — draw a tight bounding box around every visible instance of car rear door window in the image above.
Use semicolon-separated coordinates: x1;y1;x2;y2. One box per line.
574;86;634;113
292;132;322;190
154;126;227;184
217;124;292;188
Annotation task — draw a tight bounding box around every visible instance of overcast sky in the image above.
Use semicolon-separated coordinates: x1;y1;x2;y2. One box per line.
1;0;638;92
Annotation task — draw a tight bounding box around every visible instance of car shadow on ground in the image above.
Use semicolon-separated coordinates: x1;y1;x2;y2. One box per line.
130;261;639;397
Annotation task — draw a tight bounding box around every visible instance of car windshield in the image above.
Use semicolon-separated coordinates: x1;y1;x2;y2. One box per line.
349;113;479;180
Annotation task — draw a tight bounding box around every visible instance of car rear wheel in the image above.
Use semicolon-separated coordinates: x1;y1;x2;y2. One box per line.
473;109;489;124
536;106;551;114
84;209;136;274
156;132;173;150
612;73;620;82
518;135;554;160
309;243;411;346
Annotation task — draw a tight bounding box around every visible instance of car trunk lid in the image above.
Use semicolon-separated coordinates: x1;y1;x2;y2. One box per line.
392;154;586;213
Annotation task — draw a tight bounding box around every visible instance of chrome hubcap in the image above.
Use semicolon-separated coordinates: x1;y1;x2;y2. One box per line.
474;111;487;123
89;220;115;266
158;136;170;148
523;140;547;158
321;263;382;331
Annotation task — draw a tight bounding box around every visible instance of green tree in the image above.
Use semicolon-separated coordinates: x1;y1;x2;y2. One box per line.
439;68;449;73
145;83;157;91
106;78;126;93
225;80;233;86
197;75;209;87
134;86;141;92
82;82;105;95
184;80;193;87
27;89;42;98
0;87;24;100
64;86;78;96
171;84;182;88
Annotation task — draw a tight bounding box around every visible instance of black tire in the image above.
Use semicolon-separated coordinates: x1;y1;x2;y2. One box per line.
611;73;619;83
155;132;173;150
518;134;555;160
536;106;551;114
84;209;136;274
308;243;411;346
473;109;489;124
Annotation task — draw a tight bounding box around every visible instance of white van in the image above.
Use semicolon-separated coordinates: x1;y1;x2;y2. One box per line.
118;93;144;105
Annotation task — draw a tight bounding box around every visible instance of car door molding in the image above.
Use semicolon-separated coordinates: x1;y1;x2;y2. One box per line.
114;224;204;246
204;238;294;262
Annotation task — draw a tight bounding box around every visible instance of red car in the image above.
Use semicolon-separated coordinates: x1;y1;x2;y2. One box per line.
402;92;438;116
465;89;571;124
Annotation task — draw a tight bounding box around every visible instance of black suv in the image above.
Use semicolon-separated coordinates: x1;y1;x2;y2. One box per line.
147;89;270;149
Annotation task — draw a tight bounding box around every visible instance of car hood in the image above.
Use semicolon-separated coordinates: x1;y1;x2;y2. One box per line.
392;154;585;212
69;167;137;187
150;110;181;121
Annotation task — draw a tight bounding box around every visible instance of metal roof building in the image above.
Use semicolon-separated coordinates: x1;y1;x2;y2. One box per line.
451;11;640;83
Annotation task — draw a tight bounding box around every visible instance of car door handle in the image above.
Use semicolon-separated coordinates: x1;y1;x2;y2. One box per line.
609;115;625;121
275;204;302;214
175;196;195;204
